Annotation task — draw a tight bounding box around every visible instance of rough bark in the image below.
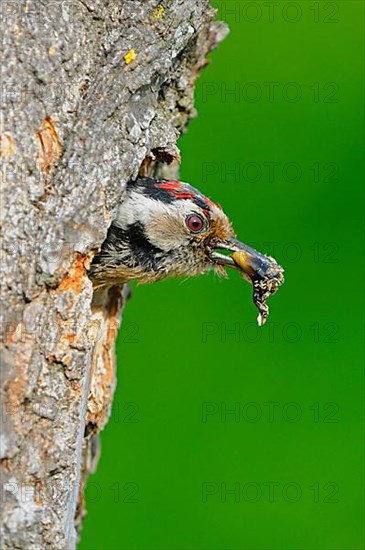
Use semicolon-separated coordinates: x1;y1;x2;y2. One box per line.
0;1;228;548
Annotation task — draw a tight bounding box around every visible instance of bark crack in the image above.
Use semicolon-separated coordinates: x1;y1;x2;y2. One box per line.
1;2;228;547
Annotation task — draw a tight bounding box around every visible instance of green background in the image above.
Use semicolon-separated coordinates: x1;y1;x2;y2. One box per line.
80;2;364;549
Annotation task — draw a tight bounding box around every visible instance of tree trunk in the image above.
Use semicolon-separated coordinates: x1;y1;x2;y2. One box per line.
0;1;227;548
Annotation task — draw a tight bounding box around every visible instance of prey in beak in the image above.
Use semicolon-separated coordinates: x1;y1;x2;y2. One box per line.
90;178;284;325
210;239;285;326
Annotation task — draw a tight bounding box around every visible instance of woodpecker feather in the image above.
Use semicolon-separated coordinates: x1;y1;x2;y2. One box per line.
90;177;284;324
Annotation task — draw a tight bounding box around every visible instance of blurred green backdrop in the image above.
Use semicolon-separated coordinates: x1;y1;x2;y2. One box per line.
80;1;364;549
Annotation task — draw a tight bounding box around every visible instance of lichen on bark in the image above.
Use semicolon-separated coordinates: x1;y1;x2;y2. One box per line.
0;1;228;547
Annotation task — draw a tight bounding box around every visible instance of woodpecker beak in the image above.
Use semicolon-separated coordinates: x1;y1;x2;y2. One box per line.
210;239;285;325
210;239;282;280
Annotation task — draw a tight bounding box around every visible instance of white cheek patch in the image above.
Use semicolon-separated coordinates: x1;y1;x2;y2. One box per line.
147;212;188;250
114;192;159;229
114;190;206;251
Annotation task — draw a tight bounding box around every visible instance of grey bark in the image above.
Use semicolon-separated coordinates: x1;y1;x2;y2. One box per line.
0;1;227;548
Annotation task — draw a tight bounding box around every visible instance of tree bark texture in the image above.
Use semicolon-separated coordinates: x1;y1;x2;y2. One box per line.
0;1;228;548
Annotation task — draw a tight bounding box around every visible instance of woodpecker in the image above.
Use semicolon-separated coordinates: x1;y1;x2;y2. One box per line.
90;177;284;324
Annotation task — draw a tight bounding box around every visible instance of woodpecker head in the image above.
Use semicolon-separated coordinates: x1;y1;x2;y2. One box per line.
90;177;284;323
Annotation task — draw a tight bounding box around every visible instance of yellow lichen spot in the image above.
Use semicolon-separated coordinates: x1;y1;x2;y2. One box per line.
49;46;57;56
0;134;15;160
124;49;136;65
152;4;164;20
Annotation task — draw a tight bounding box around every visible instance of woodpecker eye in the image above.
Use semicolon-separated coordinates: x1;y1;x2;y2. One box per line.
185;214;205;233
